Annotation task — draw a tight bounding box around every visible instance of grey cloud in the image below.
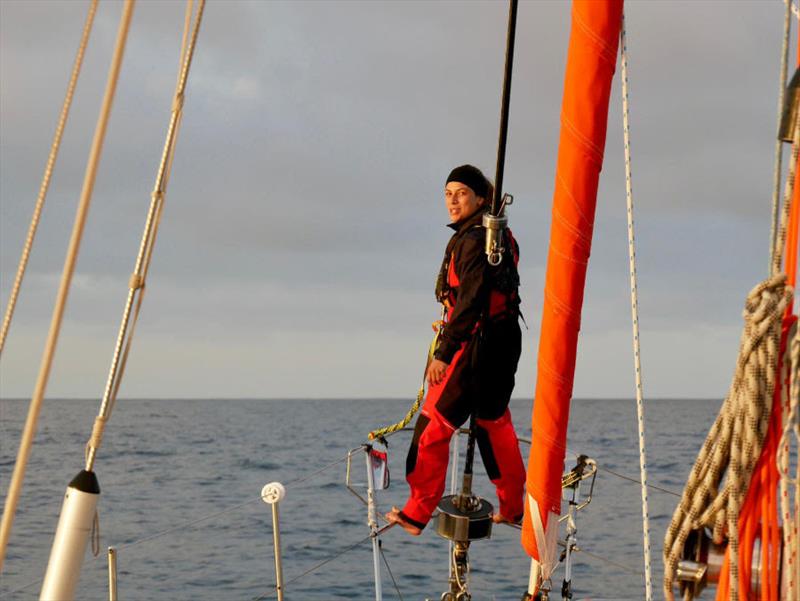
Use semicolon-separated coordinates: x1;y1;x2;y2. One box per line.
1;0;792;398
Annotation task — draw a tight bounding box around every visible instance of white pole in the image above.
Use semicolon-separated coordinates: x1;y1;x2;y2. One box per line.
108;547;118;601
448;432;460;581
40;471;99;601
261;482;286;601
364;449;383;601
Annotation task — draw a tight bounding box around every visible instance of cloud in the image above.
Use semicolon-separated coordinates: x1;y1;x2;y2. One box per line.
0;0;791;398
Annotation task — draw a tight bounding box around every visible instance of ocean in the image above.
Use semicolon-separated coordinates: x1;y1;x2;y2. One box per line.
0;397;719;600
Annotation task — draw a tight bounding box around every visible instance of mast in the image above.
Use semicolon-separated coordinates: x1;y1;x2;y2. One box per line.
521;0;623;594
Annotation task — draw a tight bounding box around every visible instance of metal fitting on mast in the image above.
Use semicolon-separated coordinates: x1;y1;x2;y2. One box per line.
483;193;514;266
779;67;800;142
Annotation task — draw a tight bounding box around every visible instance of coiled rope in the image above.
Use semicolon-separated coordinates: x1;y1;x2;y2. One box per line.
619;13;653;601
0;0;136;570
0;0;98;357
664;50;800;594
662;274;793;600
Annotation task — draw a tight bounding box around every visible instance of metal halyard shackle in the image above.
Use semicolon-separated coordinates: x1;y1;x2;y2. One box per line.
484;0;519;267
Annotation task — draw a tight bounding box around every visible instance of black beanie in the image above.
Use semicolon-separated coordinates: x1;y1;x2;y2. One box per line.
446;164;489;199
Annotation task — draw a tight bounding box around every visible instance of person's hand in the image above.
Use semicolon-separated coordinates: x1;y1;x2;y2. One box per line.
426;359;449;386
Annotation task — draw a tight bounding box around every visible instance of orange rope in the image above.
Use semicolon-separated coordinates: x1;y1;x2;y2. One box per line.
714;322;791;600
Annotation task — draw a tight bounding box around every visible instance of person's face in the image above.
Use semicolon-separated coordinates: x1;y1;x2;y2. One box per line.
444;182;484;223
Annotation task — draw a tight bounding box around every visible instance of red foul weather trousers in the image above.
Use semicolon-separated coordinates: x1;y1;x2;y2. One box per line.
400;318;525;530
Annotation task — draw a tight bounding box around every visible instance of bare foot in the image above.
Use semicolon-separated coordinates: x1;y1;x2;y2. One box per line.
385;506;422;536
492;512;522;526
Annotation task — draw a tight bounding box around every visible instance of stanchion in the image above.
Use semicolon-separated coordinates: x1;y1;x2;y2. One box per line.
108;547;117;601
261;482;286;601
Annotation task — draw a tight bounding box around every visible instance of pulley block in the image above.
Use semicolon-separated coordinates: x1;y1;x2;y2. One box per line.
677;528;783;600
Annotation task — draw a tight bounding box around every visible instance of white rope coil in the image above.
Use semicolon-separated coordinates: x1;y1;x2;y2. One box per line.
619;14;653;601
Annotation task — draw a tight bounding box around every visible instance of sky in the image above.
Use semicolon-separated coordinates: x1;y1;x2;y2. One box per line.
0;0;795;400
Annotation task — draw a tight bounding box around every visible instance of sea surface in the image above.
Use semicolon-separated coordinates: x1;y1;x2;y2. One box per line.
0;398;720;600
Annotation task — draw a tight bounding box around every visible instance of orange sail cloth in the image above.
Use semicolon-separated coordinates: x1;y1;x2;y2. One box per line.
521;0;623;565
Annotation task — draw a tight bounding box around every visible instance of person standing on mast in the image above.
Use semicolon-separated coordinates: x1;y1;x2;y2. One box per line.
386;164;526;535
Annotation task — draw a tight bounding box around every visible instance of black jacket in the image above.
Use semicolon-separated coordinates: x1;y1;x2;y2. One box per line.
434;210;520;364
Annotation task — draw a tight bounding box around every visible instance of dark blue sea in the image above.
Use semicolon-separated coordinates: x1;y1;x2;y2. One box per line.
0;398;719;600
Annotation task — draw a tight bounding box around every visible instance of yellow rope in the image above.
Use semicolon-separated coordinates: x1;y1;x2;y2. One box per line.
368;325;441;441
0;0;98;357
0;0;137;571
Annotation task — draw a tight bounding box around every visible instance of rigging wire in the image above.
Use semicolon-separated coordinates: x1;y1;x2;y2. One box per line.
1;450;353;598
0;0;98;357
599;466;680;498
572;545;644;577
619;13;653;601
0;0;137;571
378;540;406;601
110;450;352;552
520;436;681;498
0;435;672;597
771;0;794;270
85;0;206;472
252;534;373;600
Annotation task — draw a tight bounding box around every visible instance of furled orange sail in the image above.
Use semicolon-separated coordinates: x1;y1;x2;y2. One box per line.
521;0;623;579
